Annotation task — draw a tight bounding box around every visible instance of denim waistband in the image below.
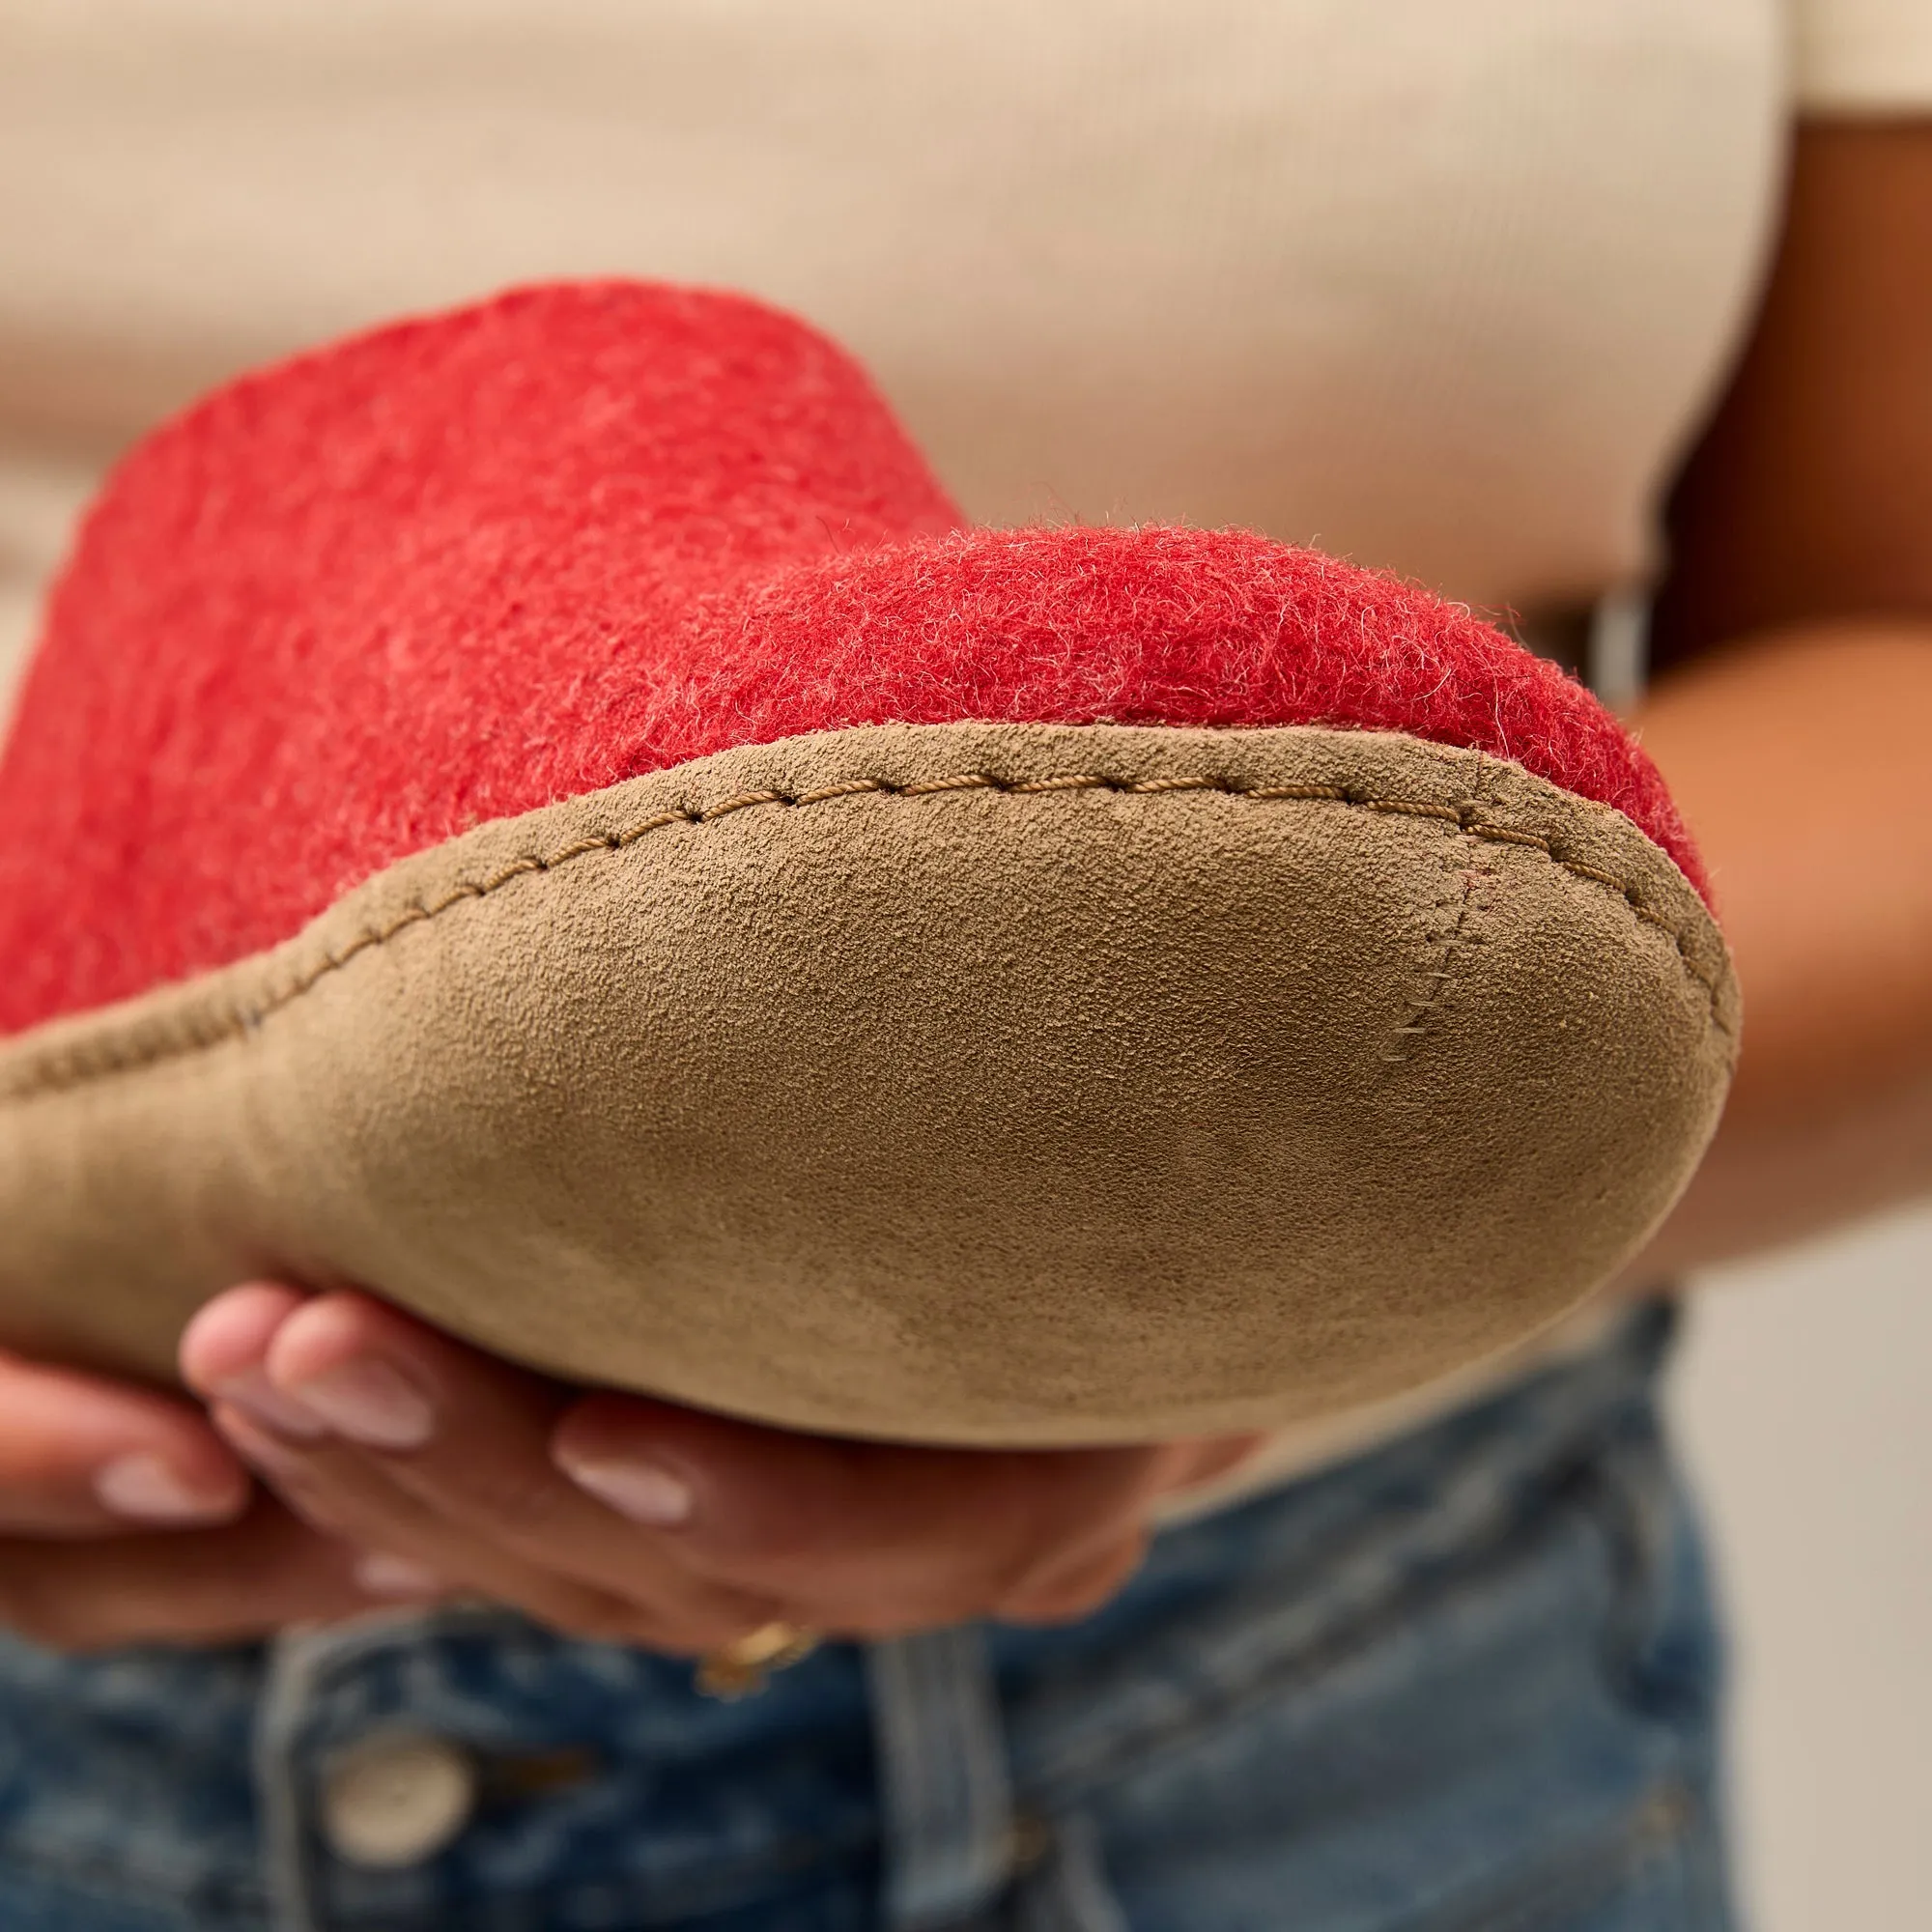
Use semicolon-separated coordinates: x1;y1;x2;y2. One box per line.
0;1303;1694;1932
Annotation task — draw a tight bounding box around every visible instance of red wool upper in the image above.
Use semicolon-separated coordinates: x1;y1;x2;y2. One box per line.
0;281;1703;1036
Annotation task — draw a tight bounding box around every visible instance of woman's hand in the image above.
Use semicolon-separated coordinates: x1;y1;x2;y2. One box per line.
182;1285;1262;1652
0;1348;383;1650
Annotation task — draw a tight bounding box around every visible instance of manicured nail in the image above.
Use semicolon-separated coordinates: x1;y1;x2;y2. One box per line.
286;1357;435;1449
213;1405;309;1474
215;1367;328;1440
94;1452;239;1525
558;1453;695;1527
355;1550;445;1598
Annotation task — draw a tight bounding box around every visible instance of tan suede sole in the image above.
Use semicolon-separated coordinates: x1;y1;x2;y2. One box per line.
0;722;1736;1445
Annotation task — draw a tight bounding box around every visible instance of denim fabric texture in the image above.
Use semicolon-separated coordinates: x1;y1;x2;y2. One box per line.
0;1306;1734;1930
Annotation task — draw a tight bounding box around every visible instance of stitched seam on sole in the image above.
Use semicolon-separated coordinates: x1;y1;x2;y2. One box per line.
0;772;1729;1101
1384;858;1491;1066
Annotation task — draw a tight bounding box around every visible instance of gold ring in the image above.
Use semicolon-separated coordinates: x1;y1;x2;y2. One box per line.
695;1621;822;1700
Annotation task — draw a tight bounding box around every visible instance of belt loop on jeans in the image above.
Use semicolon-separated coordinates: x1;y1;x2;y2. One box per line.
1012;1811;1129;1932
255;1619;348;1932
253;1608;448;1932
867;1628;1016;1930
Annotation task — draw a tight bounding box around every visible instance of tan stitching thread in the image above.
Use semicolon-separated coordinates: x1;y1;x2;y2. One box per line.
2;771;1728;1100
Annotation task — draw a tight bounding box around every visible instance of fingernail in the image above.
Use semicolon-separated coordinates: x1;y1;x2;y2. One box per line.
94;1452;239;1525
213;1405;308;1474
355;1550;445;1598
286;1357;435;1450
558;1454;695;1527
215;1367;328;1441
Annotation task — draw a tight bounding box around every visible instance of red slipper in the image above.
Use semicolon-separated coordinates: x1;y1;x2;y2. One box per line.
0;282;1735;1443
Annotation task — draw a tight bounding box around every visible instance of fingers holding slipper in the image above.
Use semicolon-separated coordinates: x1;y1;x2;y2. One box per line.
182;1287;783;1652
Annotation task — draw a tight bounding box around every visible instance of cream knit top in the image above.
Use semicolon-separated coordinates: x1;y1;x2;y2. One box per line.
4;0;1929;679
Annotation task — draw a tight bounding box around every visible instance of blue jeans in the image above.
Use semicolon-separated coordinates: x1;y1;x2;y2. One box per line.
0;1306;1734;1930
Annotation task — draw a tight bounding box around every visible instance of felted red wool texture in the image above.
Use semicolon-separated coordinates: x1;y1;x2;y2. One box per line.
0;280;1702;1036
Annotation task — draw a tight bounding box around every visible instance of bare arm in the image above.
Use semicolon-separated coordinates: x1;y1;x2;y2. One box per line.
1624;124;1932;1280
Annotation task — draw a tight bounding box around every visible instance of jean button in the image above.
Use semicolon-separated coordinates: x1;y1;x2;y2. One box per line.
319;1731;478;1868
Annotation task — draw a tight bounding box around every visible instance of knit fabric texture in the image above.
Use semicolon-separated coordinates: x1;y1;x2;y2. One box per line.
0;280;1703;1034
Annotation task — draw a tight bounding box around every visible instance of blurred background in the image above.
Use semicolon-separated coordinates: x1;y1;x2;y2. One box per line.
1673;1207;1932;1931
